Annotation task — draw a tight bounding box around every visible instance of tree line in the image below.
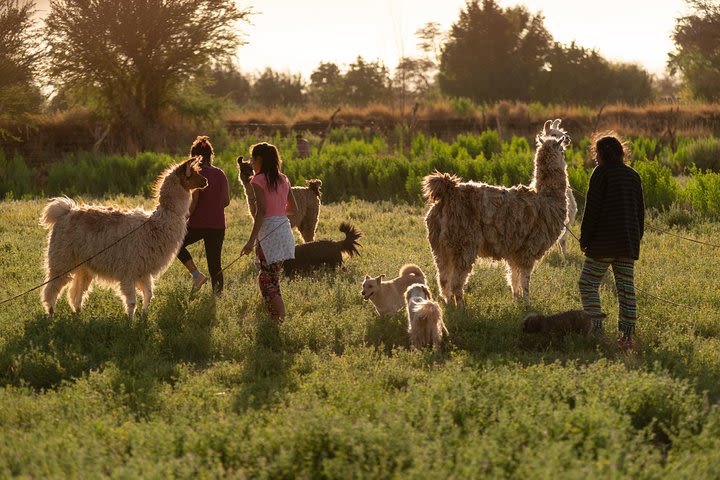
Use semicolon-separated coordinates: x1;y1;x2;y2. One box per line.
0;0;718;149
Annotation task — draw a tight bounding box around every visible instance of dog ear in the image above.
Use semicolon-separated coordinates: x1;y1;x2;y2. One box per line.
422;285;432;299
374;275;384;285
364;275;370;280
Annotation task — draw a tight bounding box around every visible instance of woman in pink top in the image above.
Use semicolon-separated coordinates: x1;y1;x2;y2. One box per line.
177;136;230;294
240;142;297;321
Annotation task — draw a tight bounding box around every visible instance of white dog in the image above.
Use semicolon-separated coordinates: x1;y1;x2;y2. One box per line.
405;283;446;349
361;264;425;315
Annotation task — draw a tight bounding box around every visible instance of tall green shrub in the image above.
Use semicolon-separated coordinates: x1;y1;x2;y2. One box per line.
0;151;33;199
634;160;679;211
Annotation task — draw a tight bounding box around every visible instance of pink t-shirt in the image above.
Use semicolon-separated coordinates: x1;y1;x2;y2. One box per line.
187;164;228;229
250;173;291;217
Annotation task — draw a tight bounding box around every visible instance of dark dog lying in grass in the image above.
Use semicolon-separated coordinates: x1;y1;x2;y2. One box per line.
523;309;600;337
283;222;363;276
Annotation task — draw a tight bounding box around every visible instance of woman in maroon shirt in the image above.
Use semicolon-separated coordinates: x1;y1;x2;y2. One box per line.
177;136;230;294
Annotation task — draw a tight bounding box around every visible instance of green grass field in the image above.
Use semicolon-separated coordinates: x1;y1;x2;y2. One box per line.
1;197;720;477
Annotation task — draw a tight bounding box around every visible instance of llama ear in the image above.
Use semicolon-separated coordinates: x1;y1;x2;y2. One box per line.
236;155;244;166
552;119;562;130
543;120;552;135
560;134;571;148
185;161;193;178
536;134;542;147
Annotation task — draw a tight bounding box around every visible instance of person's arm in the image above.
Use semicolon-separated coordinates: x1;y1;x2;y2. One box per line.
223;176;230;208
579;168;605;252
241;184;266;256
188;190;200;216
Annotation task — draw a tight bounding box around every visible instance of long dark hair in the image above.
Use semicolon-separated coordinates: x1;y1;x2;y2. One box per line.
591;132;627;166
190;135;214;164
250;142;283;190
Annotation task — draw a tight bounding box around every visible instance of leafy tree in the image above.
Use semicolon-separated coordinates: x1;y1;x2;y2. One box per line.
252;68;305;107
415;21;445;64
668;0;720;101
536;42;651;105
344;56;391;105
438;0;551;102
204;65;252;106
0;0;42;115
308;62;344;106
44;0;250;148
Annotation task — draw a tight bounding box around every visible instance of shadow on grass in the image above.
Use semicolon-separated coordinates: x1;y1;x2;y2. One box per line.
232;303;297;413
0;287;217;414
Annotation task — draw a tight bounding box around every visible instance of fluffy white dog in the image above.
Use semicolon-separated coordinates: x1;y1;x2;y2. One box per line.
405;283;446;349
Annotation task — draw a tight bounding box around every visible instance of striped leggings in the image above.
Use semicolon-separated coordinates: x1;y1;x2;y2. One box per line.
578;257;637;338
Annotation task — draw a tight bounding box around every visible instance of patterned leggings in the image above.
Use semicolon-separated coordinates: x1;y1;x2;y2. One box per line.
256;244;283;306
578;257;637;338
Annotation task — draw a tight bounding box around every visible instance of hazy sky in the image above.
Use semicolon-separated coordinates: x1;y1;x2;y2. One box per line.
34;0;689;78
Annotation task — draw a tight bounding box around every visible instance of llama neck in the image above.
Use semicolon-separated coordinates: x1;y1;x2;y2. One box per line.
156;178;192;219
241;177;257;217
531;151;568;196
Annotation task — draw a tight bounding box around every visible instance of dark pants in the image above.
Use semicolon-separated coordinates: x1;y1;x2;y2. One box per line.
177;228;225;293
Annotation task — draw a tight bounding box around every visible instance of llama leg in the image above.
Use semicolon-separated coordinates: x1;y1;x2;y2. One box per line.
520;266;533;306
434;252;454;304
449;255;473;307
119;279;137;318
559;232;568;260
506;264;522;300
67;268;93;313
42;272;72;318
138;275;154;314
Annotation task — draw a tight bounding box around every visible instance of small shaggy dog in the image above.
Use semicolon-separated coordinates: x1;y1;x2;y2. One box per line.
405;283;446;349
522;310;599;337
557;188;577;260
283;222;363;276
422;119;571;305
361;264;426;315
237;157;322;242
40;158;207;318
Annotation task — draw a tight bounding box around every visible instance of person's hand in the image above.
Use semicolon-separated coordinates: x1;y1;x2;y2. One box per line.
241;239;255;256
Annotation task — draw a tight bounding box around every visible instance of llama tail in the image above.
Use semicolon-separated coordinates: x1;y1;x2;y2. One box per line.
305;179;323;198
422;171;460;203
40;197;75;228
400;264;425;283
339;222;363;257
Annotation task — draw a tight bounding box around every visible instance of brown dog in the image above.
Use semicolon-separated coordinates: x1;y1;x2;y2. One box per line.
522;310;600;337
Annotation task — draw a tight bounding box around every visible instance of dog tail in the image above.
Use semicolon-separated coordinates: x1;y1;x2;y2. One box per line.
412;300;446;332
422;171;460;204
305;179;322;198
400;264;425;283
339;222;363;257
40;197;75;228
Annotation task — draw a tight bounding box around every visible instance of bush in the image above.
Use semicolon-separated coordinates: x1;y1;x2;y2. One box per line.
46;152;171;197
674;137;720;173
0;151;33;199
634;160;680;211
684;167;720;217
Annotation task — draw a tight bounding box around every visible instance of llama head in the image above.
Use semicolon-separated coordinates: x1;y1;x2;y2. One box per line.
236;156;254;184
175;157;208;191
537;119;571;150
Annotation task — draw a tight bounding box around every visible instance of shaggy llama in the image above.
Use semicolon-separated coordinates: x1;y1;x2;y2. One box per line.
422;119;571;305
40;158;208;318
237;157;322;242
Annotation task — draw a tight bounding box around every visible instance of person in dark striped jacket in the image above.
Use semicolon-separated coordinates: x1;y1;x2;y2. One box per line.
579;133;644;349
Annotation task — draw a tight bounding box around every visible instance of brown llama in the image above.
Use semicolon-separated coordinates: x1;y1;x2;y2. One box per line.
422;119;571;306
237;157;321;242
40;158;208;318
